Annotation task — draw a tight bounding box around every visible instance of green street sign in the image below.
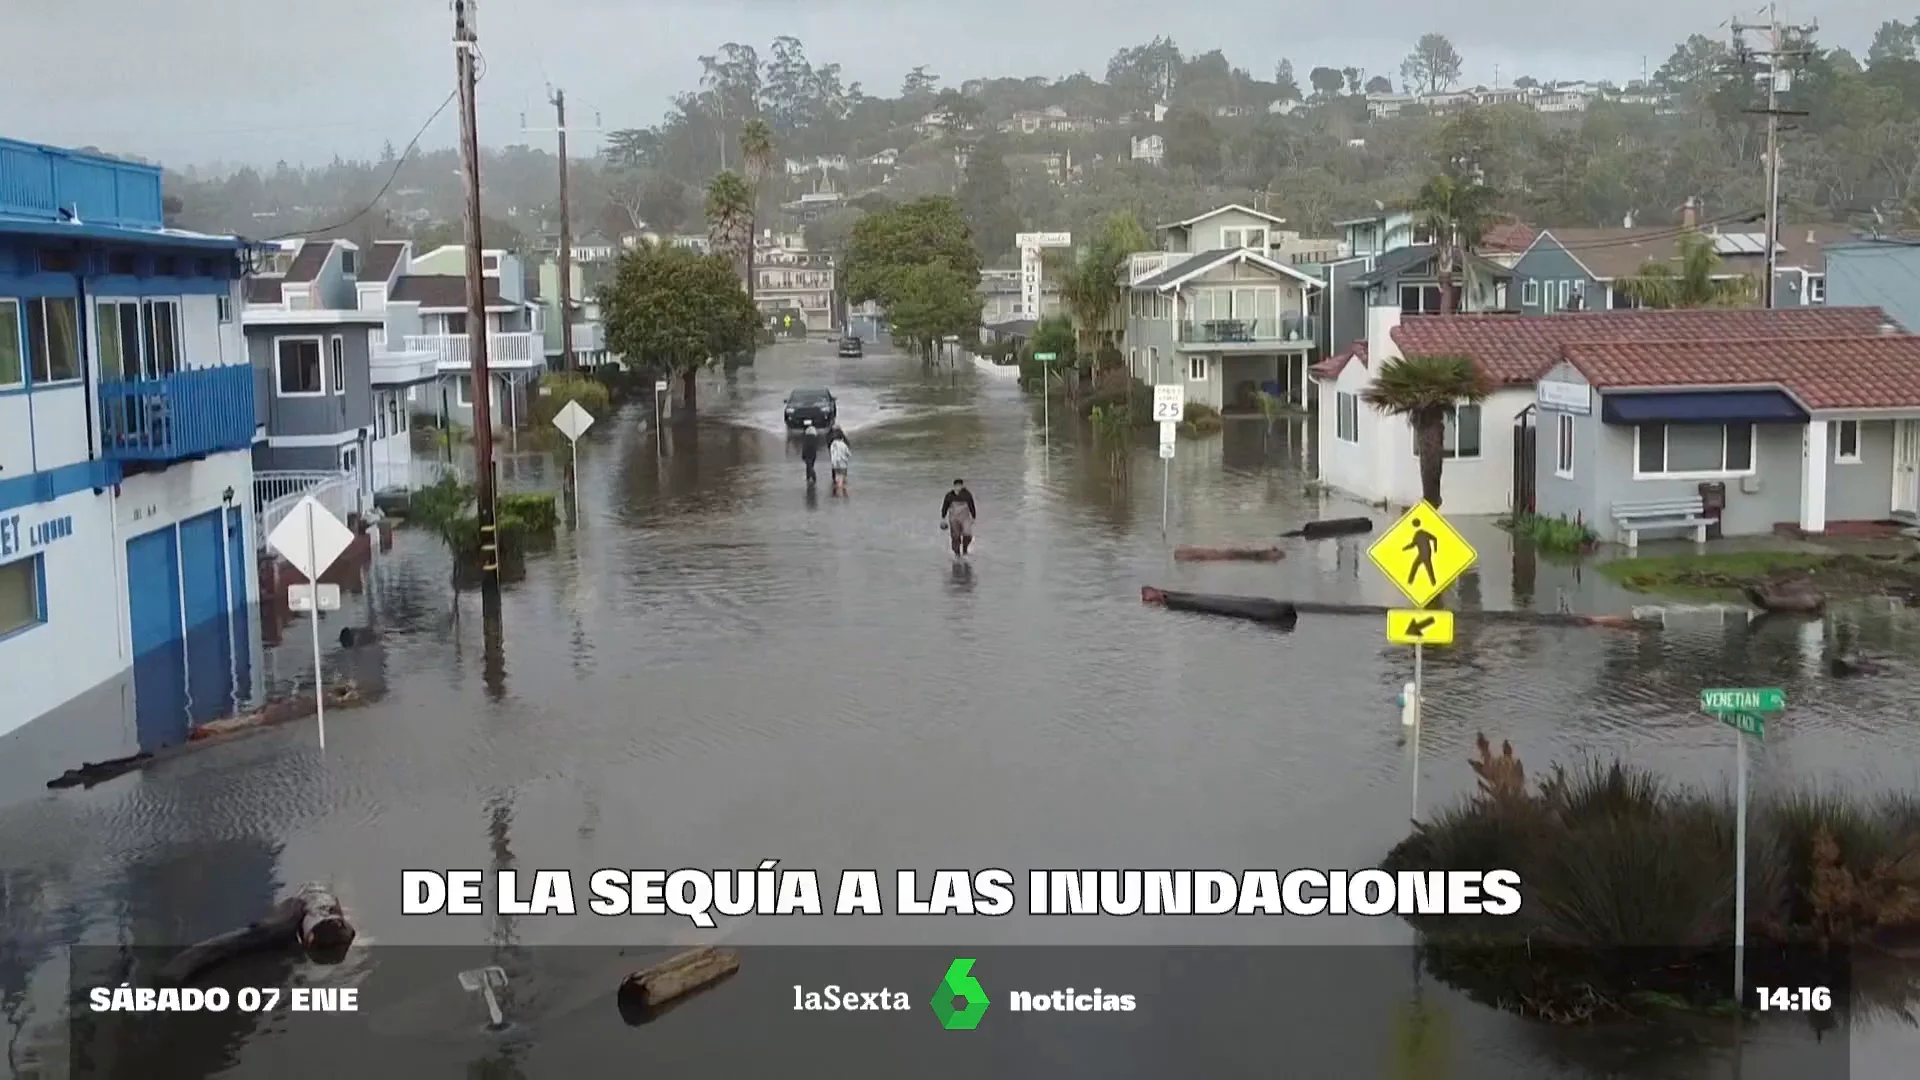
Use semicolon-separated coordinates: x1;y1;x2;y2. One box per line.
1718;712;1766;738
1033;352;1057;362
1700;688;1786;714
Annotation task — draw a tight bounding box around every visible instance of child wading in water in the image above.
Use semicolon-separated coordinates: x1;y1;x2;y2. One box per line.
829;431;851;495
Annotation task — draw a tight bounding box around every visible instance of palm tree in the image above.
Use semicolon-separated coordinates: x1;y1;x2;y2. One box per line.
1408;174;1500;315
1362;355;1490;508
1613;231;1756;308
1054;211;1151;372
738;120;775;311
704;171;754;284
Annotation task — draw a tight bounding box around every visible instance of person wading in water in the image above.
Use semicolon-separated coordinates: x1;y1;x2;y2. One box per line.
799;422;820;488
940;479;977;556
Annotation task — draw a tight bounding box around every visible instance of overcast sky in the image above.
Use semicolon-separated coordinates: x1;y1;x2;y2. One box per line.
0;0;1889;169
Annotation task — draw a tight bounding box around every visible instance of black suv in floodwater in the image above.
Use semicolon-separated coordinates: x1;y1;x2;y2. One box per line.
837;335;863;357
784;388;838;430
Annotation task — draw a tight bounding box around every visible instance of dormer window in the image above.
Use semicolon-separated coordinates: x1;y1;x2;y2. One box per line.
1221;227;1268;251
1411;223;1437;245
341;249;357;275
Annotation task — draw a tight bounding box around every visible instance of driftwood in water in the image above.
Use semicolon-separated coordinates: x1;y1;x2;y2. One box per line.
1744;582;1826;615
1281;517;1373;540
1829;654;1884;677
1142;587;1297;627
1173;545;1285;562
47;752;153;789
619;946;741;1011
1141;587;1652;629
157;884;354;985
189;681;364;742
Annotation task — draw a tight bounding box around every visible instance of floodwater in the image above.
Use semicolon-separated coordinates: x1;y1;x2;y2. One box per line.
3;340;1919;1077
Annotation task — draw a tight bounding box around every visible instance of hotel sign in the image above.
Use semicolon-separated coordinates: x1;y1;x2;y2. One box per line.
1016;233;1072;319
0;512;74;560
1536;380;1592;415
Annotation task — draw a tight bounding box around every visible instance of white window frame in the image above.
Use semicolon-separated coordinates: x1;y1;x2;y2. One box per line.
1221;226;1268;250
1632;422;1757;480
1399;283;1442;314
26;297;83;387
140;298;182;379
1441;403;1482;460
274;335;326;397
1187;355;1207;382
1335;391;1360;443
455;377;473;407
1521;279;1539;306
0;298;22;390
1557;280;1572;309
330;335;346;396
1833;419;1861;464
216;294;233;324
0;554;47;640
1554;412;1575;478
1806;274;1825;303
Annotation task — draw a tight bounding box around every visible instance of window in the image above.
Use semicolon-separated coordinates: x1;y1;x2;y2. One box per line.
1555;413;1575;478
482;254;500;272
0;300;20;389
1399;284;1442;314
96;301;138;381
1335;391;1360;443
1187;355;1207;382
0;556;45;639
141;299;179;378
341;249;357;275
1634;422;1755;478
455;378;473;407
1442;403;1482;459
1806;274;1825;303
1222;226;1268;250
1411;223;1437;245
217;295;233;323
1834;419;1860;464
1521;279;1539;306
1557;280;1572;310
275;338;324;396
341;446;359;472
26;297;80;385
330;336;346;395
445;313;468;336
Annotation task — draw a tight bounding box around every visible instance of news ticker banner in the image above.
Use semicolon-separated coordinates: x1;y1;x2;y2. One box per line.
69;947;1855;1079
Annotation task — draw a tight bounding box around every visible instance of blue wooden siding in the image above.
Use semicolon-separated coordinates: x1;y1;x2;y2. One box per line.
0;137;164;228
1512;238;1600;313
100;365;256;462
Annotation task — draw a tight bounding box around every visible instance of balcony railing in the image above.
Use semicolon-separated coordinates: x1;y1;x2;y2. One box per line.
404;332;540;370
254;469;364;546
370;346;439;387
568;322;606;353
1176;315;1318;346
99;365;256;462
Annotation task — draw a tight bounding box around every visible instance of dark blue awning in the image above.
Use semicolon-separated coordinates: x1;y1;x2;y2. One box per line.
1601;389;1806;425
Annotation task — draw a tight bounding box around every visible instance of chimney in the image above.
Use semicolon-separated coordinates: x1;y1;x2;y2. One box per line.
1680;197;1698;231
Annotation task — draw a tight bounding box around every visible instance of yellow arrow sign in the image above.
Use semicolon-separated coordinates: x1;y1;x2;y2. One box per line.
1387;609;1455;645
1367;500;1478;608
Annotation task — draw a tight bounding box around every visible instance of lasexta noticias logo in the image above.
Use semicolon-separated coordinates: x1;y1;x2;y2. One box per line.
931;958;990;1030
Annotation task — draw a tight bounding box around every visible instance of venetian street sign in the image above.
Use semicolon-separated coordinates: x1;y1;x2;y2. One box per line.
1717;712;1766;738
1367;501;1478;609
1034;352;1056;362
1387;608;1455;646
1699;687;1786;714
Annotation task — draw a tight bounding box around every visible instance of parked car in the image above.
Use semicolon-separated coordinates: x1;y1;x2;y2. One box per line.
784;388;838;430
837;335;863;358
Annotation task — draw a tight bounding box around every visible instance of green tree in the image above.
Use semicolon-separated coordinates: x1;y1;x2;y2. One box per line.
1401;33;1463;95
704;170;754;284
1027;313;1078;375
1055;210;1151;368
1273;60;1302;102
842;196;982;311
1308;66;1344;97
1408;173;1500;315
957;133;1018;261
738;119;776;310
600;242;758;413
1162;108;1222;175
884;260;982;358
1613;231;1756;308
1361;355;1490;508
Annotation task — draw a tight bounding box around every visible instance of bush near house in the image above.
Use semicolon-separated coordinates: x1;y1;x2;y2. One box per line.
1383;735;1920;1023
1078;372;1153;424
532;372;613;432
498;493;559;533
1498;511;1598;555
1181;402;1222;435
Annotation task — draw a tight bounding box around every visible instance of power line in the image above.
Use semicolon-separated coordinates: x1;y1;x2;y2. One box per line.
1540;209;1764;252
1731;4;1817;307
265;89;459;241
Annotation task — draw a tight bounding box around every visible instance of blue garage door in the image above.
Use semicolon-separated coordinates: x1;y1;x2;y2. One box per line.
179;510;234;725
227;507;251;682
127;525;187;750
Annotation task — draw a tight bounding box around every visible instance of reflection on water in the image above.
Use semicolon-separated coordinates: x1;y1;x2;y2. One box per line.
3;341;1919;1076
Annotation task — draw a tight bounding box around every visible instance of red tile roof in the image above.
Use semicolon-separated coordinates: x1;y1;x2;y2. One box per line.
1310;342;1365;379
1389;307;1899;385
1480;221;1538;253
1561;335;1920;410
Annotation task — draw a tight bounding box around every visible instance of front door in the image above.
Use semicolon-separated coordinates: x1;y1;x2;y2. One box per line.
1894;420;1920;518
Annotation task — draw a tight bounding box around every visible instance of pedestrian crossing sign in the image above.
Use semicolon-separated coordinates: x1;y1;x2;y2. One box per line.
1368;500;1477;609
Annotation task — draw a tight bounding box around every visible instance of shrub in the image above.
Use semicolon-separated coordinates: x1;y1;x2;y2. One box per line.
532;372;612;431
1499;511;1598;555
498;493;558;532
1079;372;1151;423
1181;401;1222;434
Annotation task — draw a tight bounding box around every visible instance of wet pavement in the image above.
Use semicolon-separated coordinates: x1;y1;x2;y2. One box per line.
3;339;1919;1077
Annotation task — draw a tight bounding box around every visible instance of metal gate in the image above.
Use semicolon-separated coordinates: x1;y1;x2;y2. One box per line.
1512;405;1537;514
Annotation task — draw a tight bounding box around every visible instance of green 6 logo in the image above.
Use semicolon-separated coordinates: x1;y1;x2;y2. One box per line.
931;958;990;1030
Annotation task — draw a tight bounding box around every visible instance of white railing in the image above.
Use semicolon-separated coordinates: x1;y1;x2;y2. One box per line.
570;322;606;353
1128;251;1173;284
370;345;438;386
404;332;540;370
254;469;364;546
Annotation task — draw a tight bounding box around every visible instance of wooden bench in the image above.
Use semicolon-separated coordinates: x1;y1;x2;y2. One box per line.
1611;496;1713;551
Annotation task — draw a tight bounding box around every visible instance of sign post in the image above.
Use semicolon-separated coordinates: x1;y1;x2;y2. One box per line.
1152;386;1184;536
267;496;356;751
551;399;596;520
654;379;669;453
1034;352;1056;445
1367;500;1478;821
1699;686;1784;1004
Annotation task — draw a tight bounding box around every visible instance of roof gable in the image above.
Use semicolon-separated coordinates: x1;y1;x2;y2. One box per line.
1137;247;1322;291
1159;203;1289;231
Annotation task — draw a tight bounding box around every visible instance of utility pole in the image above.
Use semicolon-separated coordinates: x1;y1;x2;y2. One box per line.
453;0;499;595
522;88;602;371
1732;5;1815;308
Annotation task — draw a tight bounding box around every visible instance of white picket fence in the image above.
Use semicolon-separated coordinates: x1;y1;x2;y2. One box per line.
254;469;364;546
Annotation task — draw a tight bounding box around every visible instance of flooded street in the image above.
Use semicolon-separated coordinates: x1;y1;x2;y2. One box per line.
5;340;1920;1076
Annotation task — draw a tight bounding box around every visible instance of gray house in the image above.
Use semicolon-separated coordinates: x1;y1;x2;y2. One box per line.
1515;308;1919;544
1511;223;1850;314
1825;239;1920;330
1312;211;1515;367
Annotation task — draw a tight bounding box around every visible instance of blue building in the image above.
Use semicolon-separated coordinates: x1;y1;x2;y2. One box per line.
0;137;260;796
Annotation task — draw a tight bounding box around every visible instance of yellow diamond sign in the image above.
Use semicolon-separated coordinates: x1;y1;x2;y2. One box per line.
1368;501;1477;608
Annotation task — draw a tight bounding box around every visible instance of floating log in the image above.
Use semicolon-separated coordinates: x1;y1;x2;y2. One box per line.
155;883;353;985
1829;654;1883;677
337;626;381;648
1744;582;1826;615
1142;587;1297;627
1141;587;1653;629
47;752;153;789
189;681;363;742
618;946;740;1012
1281;517;1373;540
1173;545;1285;562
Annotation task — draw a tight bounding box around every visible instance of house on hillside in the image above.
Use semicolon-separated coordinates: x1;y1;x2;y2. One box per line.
1512;216;1850;313
755;242;837;334
1534;319;1920;541
1311;307;1905;518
